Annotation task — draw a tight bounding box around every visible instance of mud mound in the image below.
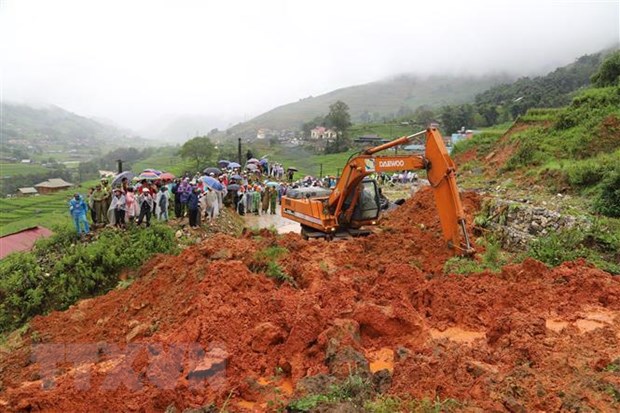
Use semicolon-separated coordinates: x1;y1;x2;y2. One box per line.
2;188;620;412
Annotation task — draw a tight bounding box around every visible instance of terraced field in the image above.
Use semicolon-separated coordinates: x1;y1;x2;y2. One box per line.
0;182;97;236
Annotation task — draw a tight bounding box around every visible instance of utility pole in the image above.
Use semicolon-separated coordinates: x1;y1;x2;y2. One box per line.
319;163;323;178
237;137;242;164
116;159;123;174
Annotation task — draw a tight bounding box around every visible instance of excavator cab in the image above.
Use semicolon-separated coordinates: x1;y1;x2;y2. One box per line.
350;179;381;223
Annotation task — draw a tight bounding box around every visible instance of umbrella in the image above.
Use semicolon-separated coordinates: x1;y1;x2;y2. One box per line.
142;168;162;175
218;160;230;167
265;181;279;187
259;159;268;165
201;176;224;191
137;172;159;180
246;163;258;170
203;167;221;175
228;162;241;169
247;158;260;164
112;171;134;187
231;174;243;180
160;172;175;181
287;167;298;172
227;183;240;192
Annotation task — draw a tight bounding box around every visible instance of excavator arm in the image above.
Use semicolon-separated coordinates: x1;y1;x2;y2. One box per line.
328;128;473;254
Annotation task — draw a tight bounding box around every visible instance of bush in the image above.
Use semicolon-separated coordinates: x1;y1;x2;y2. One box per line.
594;170;620;217
566;160;607;187
0;224;178;333
528;222;620;274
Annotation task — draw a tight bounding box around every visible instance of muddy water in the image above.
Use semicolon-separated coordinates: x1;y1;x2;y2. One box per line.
243;210;301;234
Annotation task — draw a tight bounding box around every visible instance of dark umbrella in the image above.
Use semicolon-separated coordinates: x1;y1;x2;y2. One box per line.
228;162;241;169
231;174;243;180
112;171;134;187
287;167;298;172
227;183;240;191
218;160;230;167
203;167;222;175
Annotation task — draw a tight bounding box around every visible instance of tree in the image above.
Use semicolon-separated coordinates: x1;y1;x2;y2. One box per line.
178;136;215;171
591;51;620;87
325;101;352;153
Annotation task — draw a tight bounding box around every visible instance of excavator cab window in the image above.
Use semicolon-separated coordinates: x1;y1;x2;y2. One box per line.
351;180;380;221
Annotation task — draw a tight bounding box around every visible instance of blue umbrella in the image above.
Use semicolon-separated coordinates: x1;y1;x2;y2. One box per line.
218;160;230;167
228;162;241;169
201;176;224;191
265;181;279;187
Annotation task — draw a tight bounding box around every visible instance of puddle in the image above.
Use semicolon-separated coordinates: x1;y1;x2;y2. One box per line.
429;327;485;344
367;348;394;373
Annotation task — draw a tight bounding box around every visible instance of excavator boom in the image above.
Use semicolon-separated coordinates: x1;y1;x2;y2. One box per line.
281;128;474;254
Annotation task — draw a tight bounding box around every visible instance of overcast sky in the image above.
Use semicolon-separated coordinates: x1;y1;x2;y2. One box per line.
1;0;618;131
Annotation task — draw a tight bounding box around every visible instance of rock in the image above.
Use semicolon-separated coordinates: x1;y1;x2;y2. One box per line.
125;322;150;343
503;396;527;413
372;369;392;393
396;346;411;361
295;373;337;396
317;319;361;358
353;302;424;339
250;322;286;353
187;348;229;379
326;346;370;379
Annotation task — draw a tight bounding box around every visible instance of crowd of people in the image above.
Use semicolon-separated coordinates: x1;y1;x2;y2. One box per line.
67;158;305;235
67;156;417;236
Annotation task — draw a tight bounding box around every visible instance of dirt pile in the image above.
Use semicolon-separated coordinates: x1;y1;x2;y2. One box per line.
1;188;620;412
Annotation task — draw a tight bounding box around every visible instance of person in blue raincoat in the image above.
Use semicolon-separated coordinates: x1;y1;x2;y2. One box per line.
69;193;90;235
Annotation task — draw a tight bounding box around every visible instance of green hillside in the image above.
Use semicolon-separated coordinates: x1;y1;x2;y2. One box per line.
453;84;620;217
226;74;511;136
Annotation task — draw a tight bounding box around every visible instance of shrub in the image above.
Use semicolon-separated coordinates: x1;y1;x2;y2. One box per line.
528;223;620;274
594;170;620;217
0;224;178;333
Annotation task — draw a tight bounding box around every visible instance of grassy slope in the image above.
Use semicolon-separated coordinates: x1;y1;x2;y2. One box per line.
0;182;100;236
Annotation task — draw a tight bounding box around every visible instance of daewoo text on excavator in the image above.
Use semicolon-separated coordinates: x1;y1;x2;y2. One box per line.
280;127;474;255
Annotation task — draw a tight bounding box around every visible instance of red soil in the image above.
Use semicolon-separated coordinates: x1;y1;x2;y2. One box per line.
1;188;620;412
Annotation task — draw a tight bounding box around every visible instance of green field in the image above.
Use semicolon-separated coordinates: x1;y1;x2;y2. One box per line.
0;181;98;236
0;163;48;177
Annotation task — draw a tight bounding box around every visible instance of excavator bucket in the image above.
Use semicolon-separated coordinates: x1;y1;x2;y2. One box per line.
424;128;473;254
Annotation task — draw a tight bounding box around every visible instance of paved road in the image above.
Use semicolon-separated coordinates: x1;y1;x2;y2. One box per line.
242;210;300;234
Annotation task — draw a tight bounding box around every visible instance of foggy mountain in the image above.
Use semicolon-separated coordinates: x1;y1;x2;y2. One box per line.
0;103;149;156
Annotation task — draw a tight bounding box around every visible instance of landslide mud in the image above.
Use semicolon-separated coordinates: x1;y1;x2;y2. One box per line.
1;188;620;412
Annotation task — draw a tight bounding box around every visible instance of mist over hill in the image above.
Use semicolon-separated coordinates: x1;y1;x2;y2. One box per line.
0;103;148;158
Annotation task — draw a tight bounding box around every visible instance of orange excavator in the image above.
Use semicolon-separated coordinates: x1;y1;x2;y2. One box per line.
281;127;474;255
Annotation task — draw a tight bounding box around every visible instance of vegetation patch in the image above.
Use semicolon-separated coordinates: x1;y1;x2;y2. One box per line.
0;223;178;333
